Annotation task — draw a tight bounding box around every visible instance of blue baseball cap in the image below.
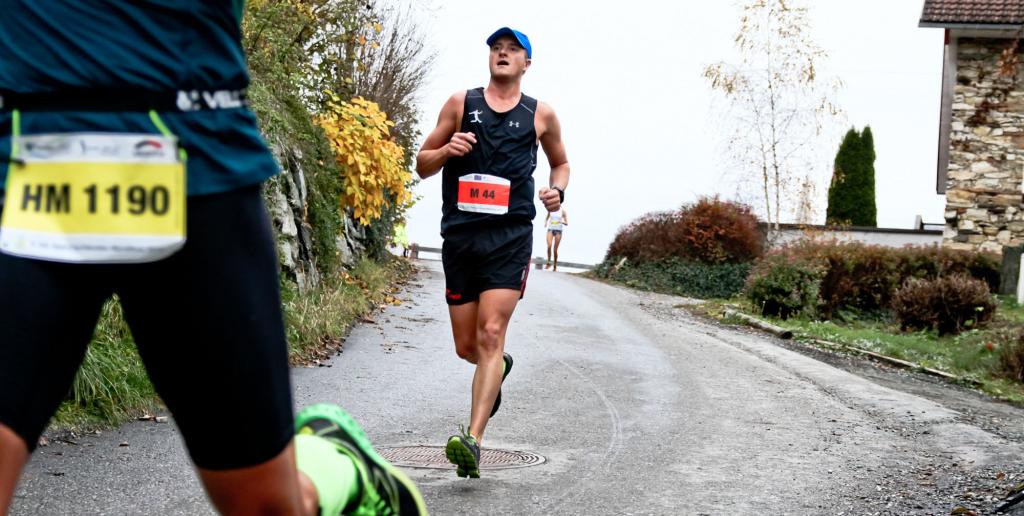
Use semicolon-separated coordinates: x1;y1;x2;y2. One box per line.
486;27;532;59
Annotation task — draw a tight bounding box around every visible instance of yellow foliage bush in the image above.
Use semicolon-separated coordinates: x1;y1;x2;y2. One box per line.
319;95;411;225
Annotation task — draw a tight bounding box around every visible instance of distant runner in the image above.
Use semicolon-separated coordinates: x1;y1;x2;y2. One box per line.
415;26;570;478
0;3;424;514
394;219;411;258
544;207;568;271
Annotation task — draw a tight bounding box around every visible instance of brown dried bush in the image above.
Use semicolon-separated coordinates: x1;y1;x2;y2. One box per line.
891;275;997;335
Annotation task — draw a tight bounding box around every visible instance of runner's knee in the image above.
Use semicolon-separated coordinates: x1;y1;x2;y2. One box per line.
455;343;476;361
475;321;504;351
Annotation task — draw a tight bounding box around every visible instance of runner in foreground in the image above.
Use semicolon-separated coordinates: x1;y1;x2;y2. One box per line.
0;2;425;514
544;207;568;271
415;26;570;478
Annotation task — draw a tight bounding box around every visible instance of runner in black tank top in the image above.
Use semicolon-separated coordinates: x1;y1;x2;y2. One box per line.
416;26;571;479
440;87;538;234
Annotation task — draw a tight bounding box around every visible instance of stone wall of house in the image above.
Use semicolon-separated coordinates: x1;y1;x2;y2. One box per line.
947;38;1024;253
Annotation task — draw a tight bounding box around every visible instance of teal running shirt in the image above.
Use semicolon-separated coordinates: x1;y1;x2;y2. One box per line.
0;1;278;195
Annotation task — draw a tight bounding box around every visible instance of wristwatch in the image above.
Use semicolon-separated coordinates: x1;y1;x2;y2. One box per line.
552;186;565;203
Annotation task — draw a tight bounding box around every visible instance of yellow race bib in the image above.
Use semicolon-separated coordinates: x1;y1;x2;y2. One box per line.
1;133;186;263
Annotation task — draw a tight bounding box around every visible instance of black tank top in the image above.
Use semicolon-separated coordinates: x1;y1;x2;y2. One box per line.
440;87;539;235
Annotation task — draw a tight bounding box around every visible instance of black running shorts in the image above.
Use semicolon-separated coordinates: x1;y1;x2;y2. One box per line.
442;223;532;305
0;185;294;471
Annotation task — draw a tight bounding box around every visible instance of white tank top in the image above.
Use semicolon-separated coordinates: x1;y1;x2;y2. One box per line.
547;211;565;231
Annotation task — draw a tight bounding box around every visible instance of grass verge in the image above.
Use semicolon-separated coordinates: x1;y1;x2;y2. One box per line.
692;296;1024;405
50;255;415;432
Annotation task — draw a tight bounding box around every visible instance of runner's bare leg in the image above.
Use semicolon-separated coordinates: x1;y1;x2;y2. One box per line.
199;441;319;515
467;288;520;441
450;302;480;365
545;231;553;269
0;424;28;515
552;232;562;271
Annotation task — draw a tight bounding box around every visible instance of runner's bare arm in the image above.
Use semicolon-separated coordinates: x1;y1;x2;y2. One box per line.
416;92;474;179
562;209;568;225
536;102;569;212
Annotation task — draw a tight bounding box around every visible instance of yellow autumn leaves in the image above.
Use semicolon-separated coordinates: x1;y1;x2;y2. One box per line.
319;95;412;225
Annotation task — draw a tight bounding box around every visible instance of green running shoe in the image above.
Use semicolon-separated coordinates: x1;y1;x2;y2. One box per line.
296;404;428;515
489;353;514;418
445;427;481;478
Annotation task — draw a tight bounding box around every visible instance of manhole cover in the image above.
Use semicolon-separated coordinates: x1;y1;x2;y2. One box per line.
379;445;545;470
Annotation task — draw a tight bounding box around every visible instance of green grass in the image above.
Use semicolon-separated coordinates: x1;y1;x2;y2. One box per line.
52;300;159;429
282;256;413;363
702;296;1024;404
51;256;414;432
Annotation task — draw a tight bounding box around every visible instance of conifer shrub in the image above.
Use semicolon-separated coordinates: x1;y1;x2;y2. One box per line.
827;126;877;226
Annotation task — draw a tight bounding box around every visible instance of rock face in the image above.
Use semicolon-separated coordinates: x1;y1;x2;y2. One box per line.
265;144;320;291
946;38;1024;253
264;142;367;291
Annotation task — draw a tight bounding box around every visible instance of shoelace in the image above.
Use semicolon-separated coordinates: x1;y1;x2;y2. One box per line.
457;424;476;446
308;421;401;514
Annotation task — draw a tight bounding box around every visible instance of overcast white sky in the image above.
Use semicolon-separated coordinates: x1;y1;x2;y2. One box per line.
402;0;947;265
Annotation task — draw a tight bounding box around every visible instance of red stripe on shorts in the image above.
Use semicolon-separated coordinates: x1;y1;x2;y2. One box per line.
519;261;531;299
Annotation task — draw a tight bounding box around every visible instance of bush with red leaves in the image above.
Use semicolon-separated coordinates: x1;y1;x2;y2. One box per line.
605;197;763;265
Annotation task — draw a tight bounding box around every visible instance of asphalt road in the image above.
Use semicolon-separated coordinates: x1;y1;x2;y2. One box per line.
10;260;1024;515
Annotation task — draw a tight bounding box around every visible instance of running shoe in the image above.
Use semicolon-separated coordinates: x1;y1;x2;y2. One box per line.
445;427;481;478
489;353;514;417
296;404;428;515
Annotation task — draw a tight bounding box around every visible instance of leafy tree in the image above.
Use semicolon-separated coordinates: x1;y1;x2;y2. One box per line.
826;126;877;226
241;0;432;267
703;0;841;229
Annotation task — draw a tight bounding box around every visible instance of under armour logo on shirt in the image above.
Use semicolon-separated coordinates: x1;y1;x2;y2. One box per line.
469;110;483;123
509;120;520;128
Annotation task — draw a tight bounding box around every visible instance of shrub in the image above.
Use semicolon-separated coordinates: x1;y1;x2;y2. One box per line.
675;197;763;264
319;95;411;226
745;251;823;319
998;329;1024;383
605;197;762;265
891;275;997;335
816;242;902;319
606;211;679;263
894;245;1000;292
599;258;751;299
750;241;1000;320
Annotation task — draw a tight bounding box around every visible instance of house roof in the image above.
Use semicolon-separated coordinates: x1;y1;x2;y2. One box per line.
920;0;1024;26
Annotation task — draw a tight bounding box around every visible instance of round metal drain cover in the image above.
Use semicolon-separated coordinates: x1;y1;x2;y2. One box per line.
379;445;545;470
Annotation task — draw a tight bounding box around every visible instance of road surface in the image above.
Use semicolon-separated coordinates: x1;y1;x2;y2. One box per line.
11;260;1024;515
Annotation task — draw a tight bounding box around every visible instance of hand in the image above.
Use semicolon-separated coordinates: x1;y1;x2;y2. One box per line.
445;132;476;157
538;187;561;212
